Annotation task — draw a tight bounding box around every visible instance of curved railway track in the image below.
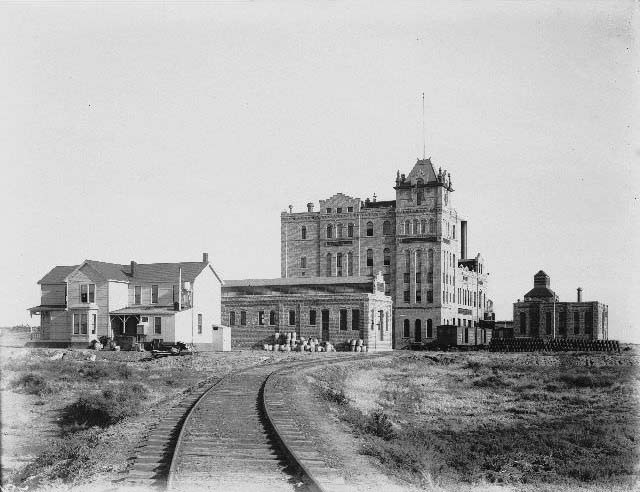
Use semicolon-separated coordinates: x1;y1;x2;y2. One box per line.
124;354;386;491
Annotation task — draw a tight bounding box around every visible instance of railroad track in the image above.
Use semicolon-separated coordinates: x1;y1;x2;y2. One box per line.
123;353;386;491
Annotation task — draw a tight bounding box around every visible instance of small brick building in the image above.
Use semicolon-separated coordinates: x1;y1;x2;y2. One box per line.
222;273;392;350
512;271;608;339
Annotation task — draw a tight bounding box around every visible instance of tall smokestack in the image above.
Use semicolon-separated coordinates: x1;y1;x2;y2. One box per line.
460;221;468;260
577;287;582;302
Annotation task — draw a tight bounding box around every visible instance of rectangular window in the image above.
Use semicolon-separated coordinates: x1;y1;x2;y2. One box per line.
415;272;422;284
259;311;265;325
352;309;360;330
230;311;236;326
347;206;353;212
574;312;580;334
152;285;158;303
88;284;95;303
545;311;552;335
91;314;97;334
240;311;247;326
427;290;433;303
198;313;203;334
141;316;148;323
80;314;88;334
80;284;95;303
585;310;593;334
339;309;348;331
134;286;141;304
309;310;316;325
416;290;422;303
300;257;307;269
289;310;296;325
336;207;342;213
326;207;332;213
403;273;410;283
73;314;80;334
403;290;410;302
154;317;162;334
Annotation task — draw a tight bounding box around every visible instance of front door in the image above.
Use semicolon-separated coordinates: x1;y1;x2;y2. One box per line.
321;310;330;341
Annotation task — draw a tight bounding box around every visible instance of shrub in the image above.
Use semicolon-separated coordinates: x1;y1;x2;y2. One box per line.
472;374;508;388
366;410;395;440
11;373;54;396
321;387;349;405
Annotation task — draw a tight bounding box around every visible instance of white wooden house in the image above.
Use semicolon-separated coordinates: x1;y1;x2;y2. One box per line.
29;253;223;350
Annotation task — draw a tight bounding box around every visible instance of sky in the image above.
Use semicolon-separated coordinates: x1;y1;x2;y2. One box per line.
1;1;638;341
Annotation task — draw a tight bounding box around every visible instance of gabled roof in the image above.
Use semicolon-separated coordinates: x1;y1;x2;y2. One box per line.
407;158;438;183
84;260;130;282
130;262;210;283
38;265;77;284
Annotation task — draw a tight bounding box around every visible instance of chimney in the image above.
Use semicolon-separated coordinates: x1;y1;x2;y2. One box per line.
203;252;209;263
130;260;137;276
288;204;293;213
577;287;582;302
307;202;314;212
460;221;468;260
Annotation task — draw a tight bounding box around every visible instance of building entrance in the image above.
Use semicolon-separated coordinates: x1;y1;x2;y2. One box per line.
321;310;330;341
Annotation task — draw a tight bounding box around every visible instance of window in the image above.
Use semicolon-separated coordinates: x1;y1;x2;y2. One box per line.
574;312;580;334
240;311;246;326
366;221;374;236
72;314;79;335
80;284;95;303
560;311;568;335
347;223;354;237
198;313;203;334
585;310;593;334
91;314;97;334
289;310;296;325
546;311;552;335
519;312;527;335
301;226;307;239
230;311;236;326
413;219;419;236
337;223;343;238
366;249;373;267
421;220;426;234
403;272;410;283
416;289;422;303
452;225;456;239
417;191;423;205
336;207;342;213
154;317;162;334
326;208;332;213
259;311;265;325
403;290;410;302
404;250;410;271
134;286;141;304
347;252;354;276
427;319;433;338
340;309;348;330
428;218;435;233
383;220;391;235
383;248;391;266
309;310;316;325
336;253;343;276
415;319;422;340
405;219;410;235
347;206;353;212
327;224;333;238
300;257;307;269
403;319;410;338
152;285;158;303
269;310;276;325
464;328;469;344
326;253;332;276
352;309;360;330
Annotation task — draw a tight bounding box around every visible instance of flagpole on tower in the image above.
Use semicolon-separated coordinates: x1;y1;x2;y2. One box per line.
422;92;426;159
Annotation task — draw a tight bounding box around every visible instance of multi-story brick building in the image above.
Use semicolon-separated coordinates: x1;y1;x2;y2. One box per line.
513;271;608;339
281;158;491;348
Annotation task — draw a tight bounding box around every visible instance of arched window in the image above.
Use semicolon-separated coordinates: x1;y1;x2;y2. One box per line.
427;249;434;271
403;319;410;338
383;248;391;266
413;219;419;236
326;253;332;276
347;252;354;276
428;218;435;233
417;191;423;205
426;319;433;338
366;221;374;236
300;257;306;269
416;178;424;186
519;311;527;334
383;220;391;235
336;253;343;276
421;219;426;234
337;223;343;238
327;224;333;238
301;226;307;240
269;310;276;325
347;223;354;238
415;319;422;342
366;249;373;267
405;219;411;235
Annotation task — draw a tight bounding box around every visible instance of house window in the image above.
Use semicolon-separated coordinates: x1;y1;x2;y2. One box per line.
289;310;296;325
366;221;374;236
152;285;158;303
300;257;307;269
259;311;265;325
134;286;141;304
327;224;333;238
366;249;373;267
73;314;80;334
427;290;433;303
326;208;332;213
230;311;236;326
347;252;354;276
416;289;422;303
574;312;580;334
519;312;527;335
585;310;593;334
347;206;353;212
91;314;97;334
309;310;316;325
326;253;332;276
383;248;391;266
559;311;567;335
347;223;354;237
405;219;410;235
336;207;342;213
428;218;435;233
403;319;410;338
337;223;344;238
269;310;276;325
417;190;424;205
336;253;343;276
352;309;360;330
198;314;203;334
240;311;247;326
427;319;433;338
301;226;307;239
383;220;391;235
79;314;87;334
80;284;95;303
403;290;410;302
340;309;348;330
546;311;552;335
154;317;162;334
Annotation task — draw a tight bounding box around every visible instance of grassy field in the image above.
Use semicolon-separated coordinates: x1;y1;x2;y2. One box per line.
310;350;640;491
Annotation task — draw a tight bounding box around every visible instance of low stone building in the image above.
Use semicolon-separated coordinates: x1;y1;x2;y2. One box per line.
513;271;608;339
222;273;392;350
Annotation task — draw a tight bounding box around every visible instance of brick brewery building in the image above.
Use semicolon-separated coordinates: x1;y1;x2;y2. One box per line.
277;158;491;348
513;271;608;339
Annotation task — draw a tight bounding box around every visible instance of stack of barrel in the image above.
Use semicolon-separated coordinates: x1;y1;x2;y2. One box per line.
262;333;337;352
348;338;367;352
489;338;620;353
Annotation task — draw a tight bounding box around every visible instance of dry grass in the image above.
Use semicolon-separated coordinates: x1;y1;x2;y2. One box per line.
313;350;640;491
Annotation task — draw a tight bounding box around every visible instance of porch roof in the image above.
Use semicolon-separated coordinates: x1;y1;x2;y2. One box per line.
110;306;179;316
28;304;67;314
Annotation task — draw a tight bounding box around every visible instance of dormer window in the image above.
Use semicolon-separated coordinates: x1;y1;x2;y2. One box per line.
80;284;95;303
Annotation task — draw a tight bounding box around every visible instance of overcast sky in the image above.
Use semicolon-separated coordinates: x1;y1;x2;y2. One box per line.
1;1;638;341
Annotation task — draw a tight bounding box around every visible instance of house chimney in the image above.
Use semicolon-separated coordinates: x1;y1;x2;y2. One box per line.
203;252;209;263
130;261;137;276
460;221;468;260
577;287;582;302
288;204;293;213
307;202;314;212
